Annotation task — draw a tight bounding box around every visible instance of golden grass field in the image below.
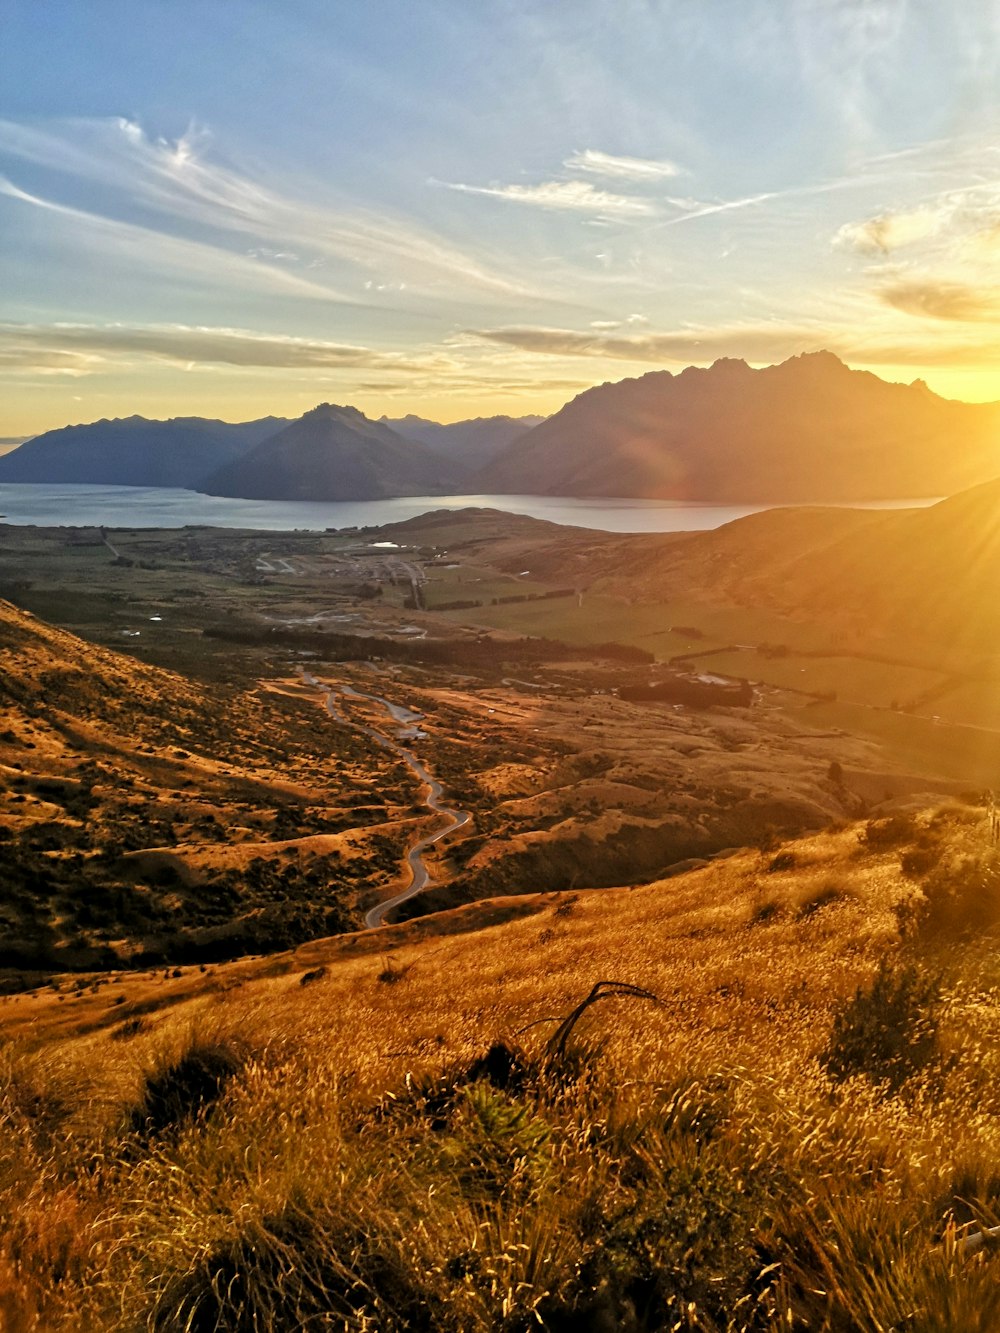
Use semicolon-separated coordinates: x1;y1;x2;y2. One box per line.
4;804;1000;1330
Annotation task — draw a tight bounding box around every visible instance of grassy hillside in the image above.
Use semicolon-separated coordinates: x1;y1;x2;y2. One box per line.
0;600;417;976
3;804;1000;1330
582;483;1000;672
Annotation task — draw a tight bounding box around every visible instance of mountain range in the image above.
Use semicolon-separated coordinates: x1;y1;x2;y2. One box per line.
383;413;545;475
3;353;999;502
200;403;454;501
0;415;288;489
476;351;1000;501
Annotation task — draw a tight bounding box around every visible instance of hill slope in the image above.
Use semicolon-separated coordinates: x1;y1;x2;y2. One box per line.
201;403;453;500
0;600;409;974
0;416;287;488
4;804;1000;1330
475;352;1000;501
567;479;1000;668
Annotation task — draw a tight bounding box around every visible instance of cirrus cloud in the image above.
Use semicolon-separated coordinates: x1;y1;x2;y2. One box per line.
0;322;452;376
834;206;942;254
563;149;682;181
440;178;655;216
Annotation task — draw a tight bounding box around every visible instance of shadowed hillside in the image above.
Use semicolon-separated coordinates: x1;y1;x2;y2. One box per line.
0;600;417;976
384;413;545;475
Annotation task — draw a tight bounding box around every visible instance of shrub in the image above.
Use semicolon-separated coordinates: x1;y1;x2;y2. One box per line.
150;1202;438;1333
820;960;940;1092
916;853;1000;938
899;842;943;880
860;814;917;849
127;1036;246;1139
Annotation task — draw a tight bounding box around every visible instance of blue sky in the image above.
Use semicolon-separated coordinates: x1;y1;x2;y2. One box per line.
4;0;1000;434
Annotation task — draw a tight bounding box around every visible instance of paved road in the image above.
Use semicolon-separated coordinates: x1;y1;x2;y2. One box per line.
301;672;470;927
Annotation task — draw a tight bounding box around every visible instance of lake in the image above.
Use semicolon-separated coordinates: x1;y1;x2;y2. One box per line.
0;483;937;535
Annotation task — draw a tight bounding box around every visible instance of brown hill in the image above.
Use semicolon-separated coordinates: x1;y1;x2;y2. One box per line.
0;601;409;977
566;479;1000;670
5;804;1000;1331
474;352;1000;501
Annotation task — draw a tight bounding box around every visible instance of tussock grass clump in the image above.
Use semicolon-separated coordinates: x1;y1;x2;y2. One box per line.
794;875;851;916
150;1200;439;1333
821;958;941;1092
127;1033;247;1140
109;1015;149;1041
299;964;327;986
377;955;413;984
767;850;797;872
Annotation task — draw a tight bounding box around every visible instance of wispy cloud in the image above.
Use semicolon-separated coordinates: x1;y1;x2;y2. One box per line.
0;322;451;376
0;117;534;301
440;177;655;216
0;174;353;303
835;207;942;254
471;319;1000;371
564;149;682;181
879;279;1000;322
834;182;1000;257
471;322;833;364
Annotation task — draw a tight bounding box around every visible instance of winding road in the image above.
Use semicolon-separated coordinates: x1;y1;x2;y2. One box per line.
301;673;470;926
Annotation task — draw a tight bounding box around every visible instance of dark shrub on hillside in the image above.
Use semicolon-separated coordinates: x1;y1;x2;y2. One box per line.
151;1203;439;1333
899;841;943;880
917;853;1000;938
767;851;797;872
821;960;940;1092
128;1037;246;1139
860;814;918;849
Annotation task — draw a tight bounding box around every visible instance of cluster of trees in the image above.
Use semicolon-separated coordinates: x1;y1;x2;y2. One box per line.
619;676;753;708
203;624;653;668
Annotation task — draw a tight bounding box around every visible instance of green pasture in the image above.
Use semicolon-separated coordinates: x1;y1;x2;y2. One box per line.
797;699;1000;786
920;678;1000;730
444;593;874;660
685;649;946;710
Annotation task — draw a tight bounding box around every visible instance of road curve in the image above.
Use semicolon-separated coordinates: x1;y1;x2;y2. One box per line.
301;672;470;927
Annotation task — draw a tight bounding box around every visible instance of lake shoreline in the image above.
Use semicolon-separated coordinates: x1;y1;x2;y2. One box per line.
0;482;939;536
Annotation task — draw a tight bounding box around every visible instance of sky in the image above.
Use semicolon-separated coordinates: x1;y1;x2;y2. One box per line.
3;0;1000;437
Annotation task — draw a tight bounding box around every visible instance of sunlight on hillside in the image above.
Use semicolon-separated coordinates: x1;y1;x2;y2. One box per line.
5;808;1000;1329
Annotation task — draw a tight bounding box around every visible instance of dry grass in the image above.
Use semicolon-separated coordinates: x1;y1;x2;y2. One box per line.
2;808;1000;1330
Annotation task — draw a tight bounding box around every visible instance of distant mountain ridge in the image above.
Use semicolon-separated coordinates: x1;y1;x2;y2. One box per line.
474;352;1000;501
0;415;288;489
5;354;1000;503
383;413;545;475
200;403;453;501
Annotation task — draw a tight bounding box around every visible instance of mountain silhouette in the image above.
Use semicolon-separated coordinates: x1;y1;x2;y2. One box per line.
474;352;1000;501
0;415;287;489
383;414;544;476
200;403;453;501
